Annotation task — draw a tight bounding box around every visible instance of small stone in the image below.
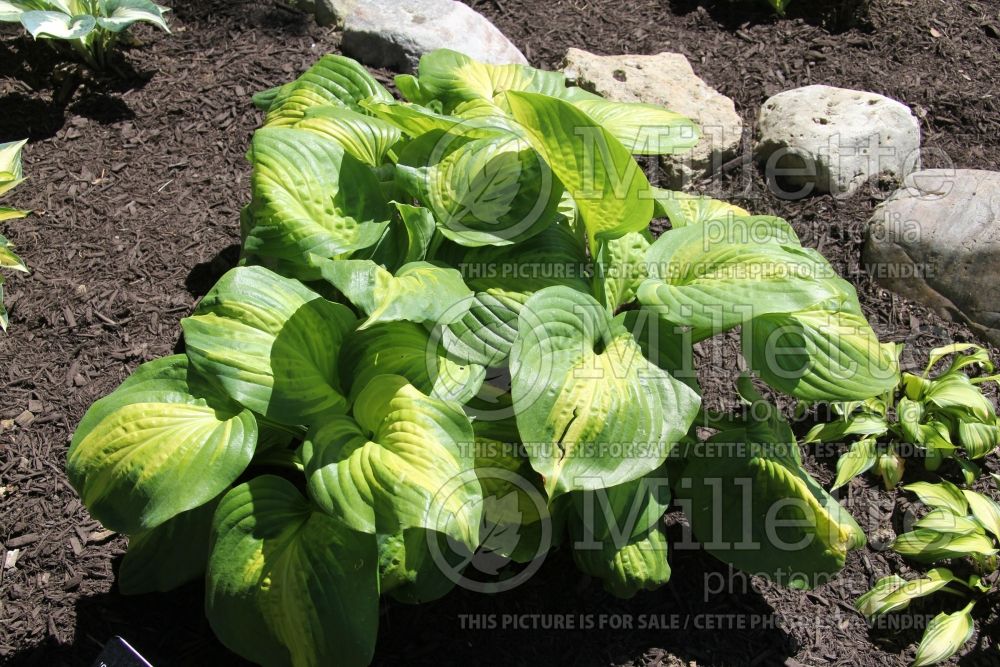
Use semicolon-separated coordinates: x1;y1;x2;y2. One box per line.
562;48;743;188
27;399;42;413
755;85;921;197
13;410;34;428
4;549;20;570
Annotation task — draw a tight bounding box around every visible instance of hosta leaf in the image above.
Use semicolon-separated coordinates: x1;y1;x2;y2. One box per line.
593;230;651;312
302;375;482;550
355;202;437;272
395;130;562;247
20;10;96;40
803;412;889;444
892;529;997;562
244;128;391;271
572;524;671;598
364;99;514;139
97;0;170;33
745;306;899;402
924;373;995;422
0;139;26;194
295;106;401;167
651;188;750;228
963;489;1000;539
182;266;355;424
925;342;994;376
0;207;29;221
0;234;27;273
676;401;865;589
67;355;257;534
510;286;700;497
263;54;393;126
0;276;7;331
913;509;985;535
339;321;485;404
618;308;699;392
571;99;699;156
957;420;1000;458
857;568;959;617
440;289;523;367
206;476;379;667
504;91;653;250
638;219;841;335
377;528;459;604
904;481;969;515
571;472;671;545
913;604;975;667
856;574;907;618
119;497;220;595
315;258;473;329
831;437;878;490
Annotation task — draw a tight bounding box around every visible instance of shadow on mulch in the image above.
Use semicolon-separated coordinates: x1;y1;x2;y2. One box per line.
667;0;873;33
185;243;242;299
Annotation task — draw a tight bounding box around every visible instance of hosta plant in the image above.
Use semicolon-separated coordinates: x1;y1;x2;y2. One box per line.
0;139;30;330
857;478;1000;665
70;50;897;666
0;0;170;69
805;344;1000;490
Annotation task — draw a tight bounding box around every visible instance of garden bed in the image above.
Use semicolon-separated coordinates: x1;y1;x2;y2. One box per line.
1;0;999;665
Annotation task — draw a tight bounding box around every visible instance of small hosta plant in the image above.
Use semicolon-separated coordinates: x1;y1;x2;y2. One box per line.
805;344;999;490
857;478;1000;665
70;50;897;666
0;139;30;330
0;0;170;69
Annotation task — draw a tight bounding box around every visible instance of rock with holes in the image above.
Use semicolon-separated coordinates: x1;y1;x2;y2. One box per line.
561;48;742;188
864;169;1000;345
755;85;921;198
317;0;526;72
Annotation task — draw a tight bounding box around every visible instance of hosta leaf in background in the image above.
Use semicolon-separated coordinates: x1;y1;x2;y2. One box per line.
892;529;997;562
505;91;653;250
857;568;959;617
67;356;257;534
650;188;750;228
904;481;969;515
572;524;671;598
263;54;393;126
618;308;699;392
963;489;1000;539
924;342;994;377
302;375;482;550
339;320;485;404
355;202;437;272
0;139;27;196
97;0;171;33
378;528;460;604
0;234;27;273
571;99;699;156
912;604;975;667
206;476;379;667
182;266;355;424
913;509;984;535
924;373;996;422
510;286;700;497
593;230;651;312
20;10;96;39
957;419;1000;458
315;258;473;329
831;437;878;490
295;106;401;167
119;496;220;594
745;306;899;402
244;128;391;271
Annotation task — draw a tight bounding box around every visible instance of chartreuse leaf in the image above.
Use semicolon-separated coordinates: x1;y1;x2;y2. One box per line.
182;266;355;425
504;91;654;251
355;202;437;272
510;286;700;498
20;11;96;39
925;373;995;422
0;234;27;272
243;128;391;272
650;187;750;228
67;355;257;534
395;129;562;247
963;489;1000;539
315;258;473;330
119;496;220;595
638;217;838;335
857;568;960;618
339;320;485;404
571;472;671;545
913;603;976;667
0;139;27;197
904;481;969;515
263;54;393;126
302;375;482;550
957;420;1000;458
925;342;994;377
206;475;379;667
831;437;878;490
913;509;985;535
803;412;889;444
593;230;651;312
572;524;671;598
97;0;171;34
295;106;401;167
892;529;997;562
675;390;865;588
364;99;514;139
571;99;699;156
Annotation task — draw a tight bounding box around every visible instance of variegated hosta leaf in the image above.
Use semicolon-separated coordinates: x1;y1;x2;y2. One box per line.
295;106;401;167
913;509;985;535
571;99;699;156
504;91;654;251
364;99;514;139
572;524;671;598
263;54;394;126
925;342;994;377
0;276;8;331
803;412;889;444
378;528;459;604
96;0;170;34
957;419;1000;458
904;481;969;515
0;234;27;272
892;529;997;562
181;265;356;424
355;202;436;272
650;187;750;228
0;139;27;196
963;489;1000;539
593;230;651;312
20;10;96;40
638;218;842;335
571;472;671;545
831;437;878;490
924;373;996;422
745;306;899;402
395;130;563;247
67;355;257;534
339;320;485;404
302;375;482;550
913;604;976;667
244;128;391;272
119;496;220;594
510;286;700;498
206;476;379;667
315;257;474;330
675;396;865;589
617;308;699;392
0;207;29;221
856;568;959;618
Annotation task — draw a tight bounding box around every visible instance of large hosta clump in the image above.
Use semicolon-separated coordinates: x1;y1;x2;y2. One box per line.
69;50;897;666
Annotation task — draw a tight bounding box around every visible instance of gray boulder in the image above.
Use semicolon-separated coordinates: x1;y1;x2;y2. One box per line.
561;48;742;188
756;85;921;198
864;169;1000;345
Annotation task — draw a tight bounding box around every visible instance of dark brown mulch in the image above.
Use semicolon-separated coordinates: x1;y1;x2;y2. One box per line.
1;0;999;666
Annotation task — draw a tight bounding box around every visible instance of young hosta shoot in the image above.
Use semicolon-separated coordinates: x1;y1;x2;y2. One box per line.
70;50;895;666
0;139;30;330
857;480;999;665
0;0;170;69
805;344;1000;490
